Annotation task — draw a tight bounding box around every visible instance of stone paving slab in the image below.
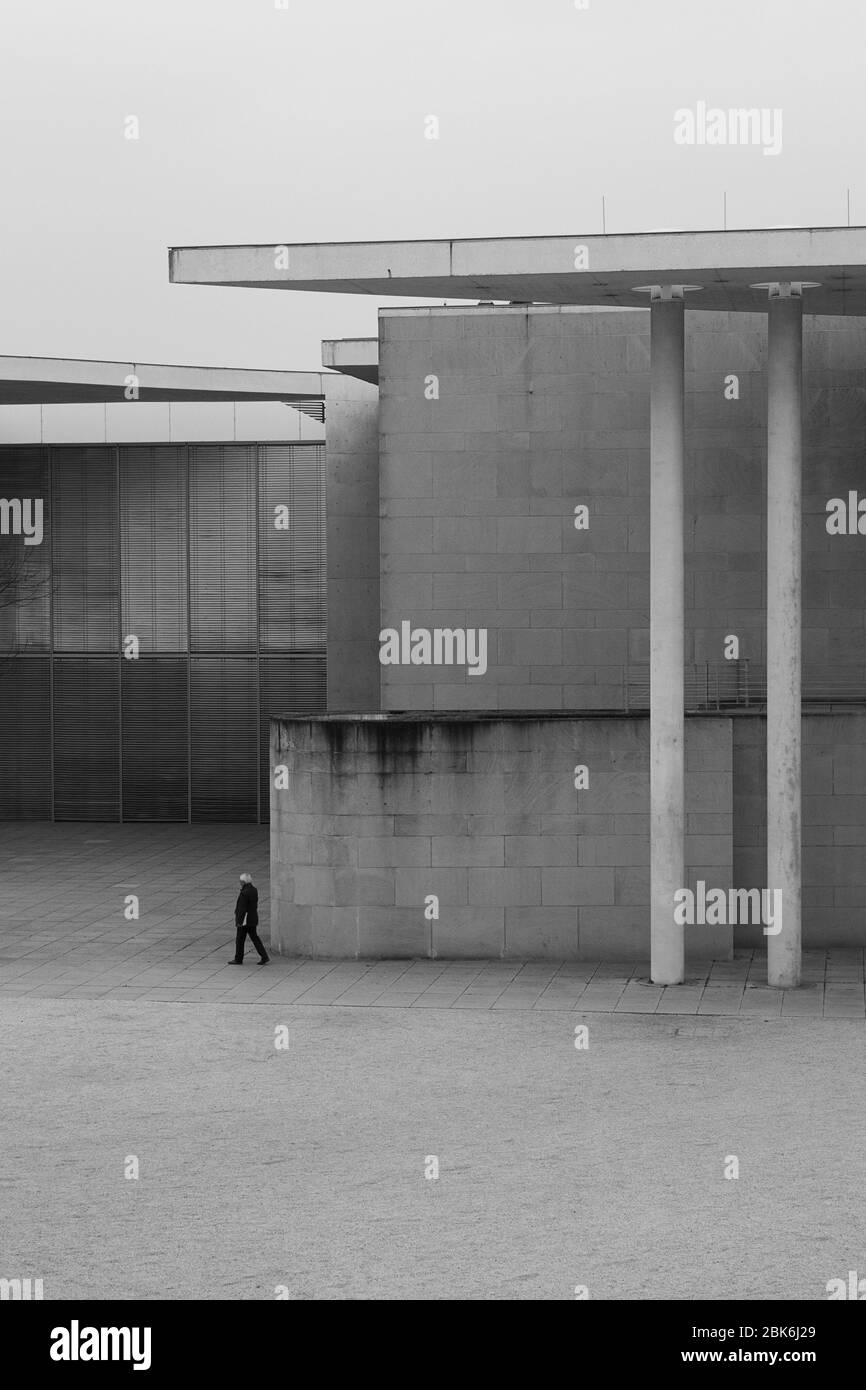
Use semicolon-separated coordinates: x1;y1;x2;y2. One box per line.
1;823;865;1019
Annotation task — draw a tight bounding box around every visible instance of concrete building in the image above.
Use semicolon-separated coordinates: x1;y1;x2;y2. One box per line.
170;228;866;981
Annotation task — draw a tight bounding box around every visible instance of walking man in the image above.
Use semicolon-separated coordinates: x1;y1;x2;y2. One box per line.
229;872;269;965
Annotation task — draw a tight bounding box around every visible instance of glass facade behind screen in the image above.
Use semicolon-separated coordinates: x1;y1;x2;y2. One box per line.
189;445;258;651
190;657;259;822
0;441;326;822
52;449;120;652
120;447;188;652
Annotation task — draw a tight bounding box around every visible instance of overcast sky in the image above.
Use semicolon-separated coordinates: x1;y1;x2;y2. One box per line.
1;0;863;371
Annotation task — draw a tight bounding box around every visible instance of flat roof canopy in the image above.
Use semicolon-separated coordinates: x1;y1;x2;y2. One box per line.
321;338;378;385
170;227;866;316
0;356;329;419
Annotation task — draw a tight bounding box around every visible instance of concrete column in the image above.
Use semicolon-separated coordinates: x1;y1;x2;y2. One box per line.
650;290;686;985
766;286;803;988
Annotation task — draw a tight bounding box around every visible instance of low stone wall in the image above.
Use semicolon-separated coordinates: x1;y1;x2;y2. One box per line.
734;710;866;948
269;714;733;960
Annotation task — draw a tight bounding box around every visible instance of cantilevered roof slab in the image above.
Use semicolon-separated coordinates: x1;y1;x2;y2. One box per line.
0;356;329;420
170;227;866;316
321;338;379;385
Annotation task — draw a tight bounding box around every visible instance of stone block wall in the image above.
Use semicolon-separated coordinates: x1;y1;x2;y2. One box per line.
376;304;866;712
324;373;380;712
734;711;866;948
270;713;732;960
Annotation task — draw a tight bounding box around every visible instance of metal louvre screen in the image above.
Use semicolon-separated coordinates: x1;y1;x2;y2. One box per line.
52;448;119;652
189;445;257;651
53;658;120;820
0;447;50;653
0;657;50;818
190;658;258;821
0;438;327;823
259;656;326;821
121;657;188;821
258;444;326;652
120;447;187;652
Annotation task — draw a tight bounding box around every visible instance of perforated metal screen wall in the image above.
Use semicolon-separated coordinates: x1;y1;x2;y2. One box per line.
0;442;326;822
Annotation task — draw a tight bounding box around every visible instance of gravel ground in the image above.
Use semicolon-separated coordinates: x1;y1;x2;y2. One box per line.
3;997;864;1300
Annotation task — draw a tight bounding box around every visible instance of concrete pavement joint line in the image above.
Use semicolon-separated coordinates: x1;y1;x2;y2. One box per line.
2;829;866;1017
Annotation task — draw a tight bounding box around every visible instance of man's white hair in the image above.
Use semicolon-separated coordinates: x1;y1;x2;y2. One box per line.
239;872;252;883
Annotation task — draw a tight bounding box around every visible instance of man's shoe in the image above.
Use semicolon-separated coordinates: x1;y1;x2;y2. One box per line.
258;956;270;965
228;959;243;965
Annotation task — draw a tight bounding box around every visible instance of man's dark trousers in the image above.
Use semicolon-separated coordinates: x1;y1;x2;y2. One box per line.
234;922;268;962
234;882;269;962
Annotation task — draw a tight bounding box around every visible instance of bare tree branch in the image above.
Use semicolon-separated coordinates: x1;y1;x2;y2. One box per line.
0;545;52;674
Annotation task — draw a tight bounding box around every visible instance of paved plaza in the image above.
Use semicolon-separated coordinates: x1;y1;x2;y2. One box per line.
0;824;865;1016
2;824;865;1300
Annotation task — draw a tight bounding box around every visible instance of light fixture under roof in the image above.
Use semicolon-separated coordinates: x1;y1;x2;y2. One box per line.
630;284;703;300
750;280;822;296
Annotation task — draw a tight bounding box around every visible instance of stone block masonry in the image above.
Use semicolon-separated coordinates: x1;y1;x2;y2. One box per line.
270;713;732;961
376;305;866;714
734;710;866;948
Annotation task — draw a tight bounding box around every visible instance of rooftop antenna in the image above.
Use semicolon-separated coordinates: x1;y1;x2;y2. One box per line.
723;191;727;230
847;187;851;226
602;195;606;234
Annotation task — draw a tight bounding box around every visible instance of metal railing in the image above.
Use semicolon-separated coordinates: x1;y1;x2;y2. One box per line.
624;661;866;712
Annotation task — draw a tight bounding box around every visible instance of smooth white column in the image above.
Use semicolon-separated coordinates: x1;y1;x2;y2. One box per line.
650;292;685;985
767;288;802;988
